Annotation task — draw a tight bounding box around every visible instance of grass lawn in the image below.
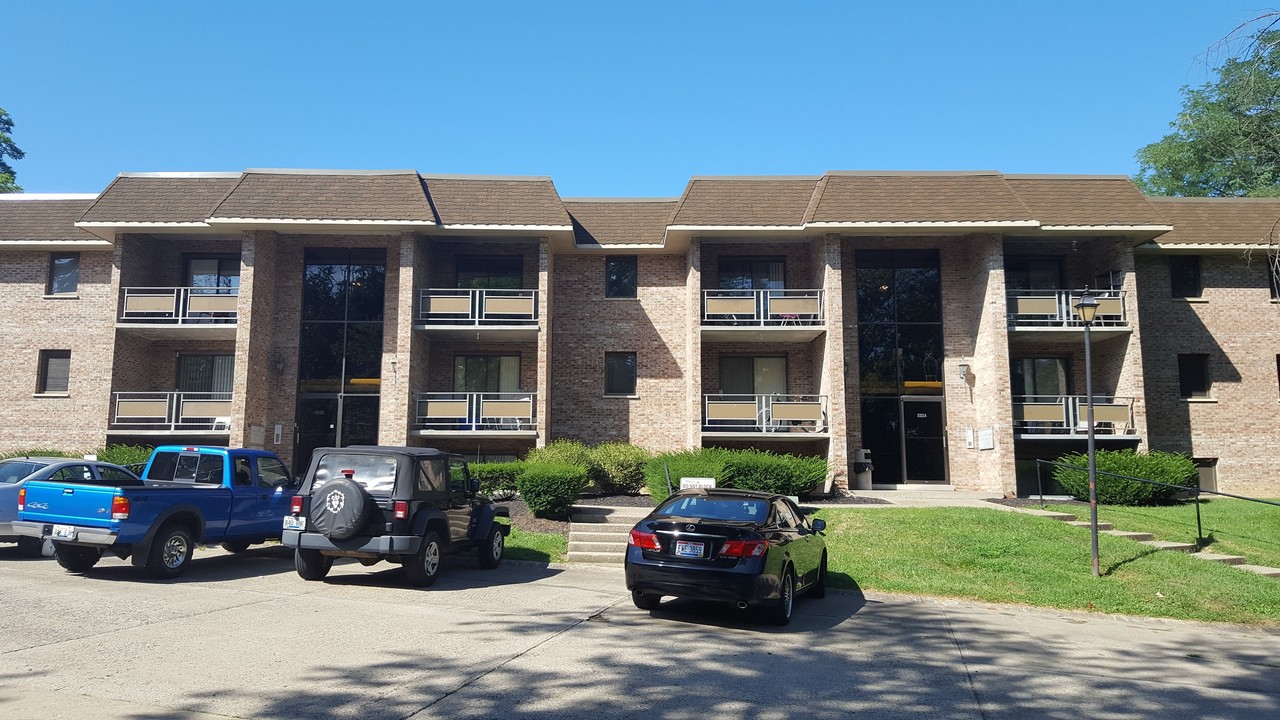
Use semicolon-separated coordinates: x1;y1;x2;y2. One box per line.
1042;499;1280;569
503;525;567;563
812;506;1280;626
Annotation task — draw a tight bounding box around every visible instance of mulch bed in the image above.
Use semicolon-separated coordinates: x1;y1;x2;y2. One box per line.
986;497;1088;509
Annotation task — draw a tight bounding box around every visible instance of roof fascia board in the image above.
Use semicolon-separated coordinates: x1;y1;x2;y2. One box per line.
1041;224;1173;232
806;220;1039;229
0;240;115;249
438;224;573;232
207;217;437;226
0;193;98;200
1135;242;1271;252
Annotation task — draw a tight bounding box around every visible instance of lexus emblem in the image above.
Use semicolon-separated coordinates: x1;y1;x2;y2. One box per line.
324;490;346;513
686;524;696;531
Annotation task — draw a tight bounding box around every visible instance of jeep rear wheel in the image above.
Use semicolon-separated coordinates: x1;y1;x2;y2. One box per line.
477;525;504;569
295;548;333;581
404;531;442;588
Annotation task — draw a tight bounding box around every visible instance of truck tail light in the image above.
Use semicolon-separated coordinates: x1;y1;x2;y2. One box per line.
17;487;25;512
393;501;408;520
628;528;662;551
111;495;130;520
290;496;303;514
719;539;767;558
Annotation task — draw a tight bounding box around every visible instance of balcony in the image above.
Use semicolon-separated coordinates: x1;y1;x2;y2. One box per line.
1006;289;1130;344
701;289;825;343
413;392;538;438
1012;395;1137;439
108;391;233;434
415;288;539;341
116;288;239;340
702;394;828;439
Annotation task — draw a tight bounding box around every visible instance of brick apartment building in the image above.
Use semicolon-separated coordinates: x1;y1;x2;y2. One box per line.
1;169;1277;497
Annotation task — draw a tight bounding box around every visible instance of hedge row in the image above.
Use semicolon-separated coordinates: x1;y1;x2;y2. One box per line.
1052;449;1196;506
1;444;153;466
643;448;827;504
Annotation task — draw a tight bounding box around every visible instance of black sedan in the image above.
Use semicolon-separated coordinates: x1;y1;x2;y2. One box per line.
624;487;827;625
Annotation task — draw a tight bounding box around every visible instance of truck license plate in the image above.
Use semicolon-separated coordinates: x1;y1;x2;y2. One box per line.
283;516;306;530
675;540;704;558
52;525;75;540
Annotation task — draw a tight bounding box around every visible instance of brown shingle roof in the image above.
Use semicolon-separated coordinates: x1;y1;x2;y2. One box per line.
670;177;818;227
0;196;101;242
211;170;435;222
1149;198;1280;244
80;175;239;223
807;172;1033;223
423;176;571;227
565;199;677;246
1005;176;1168;227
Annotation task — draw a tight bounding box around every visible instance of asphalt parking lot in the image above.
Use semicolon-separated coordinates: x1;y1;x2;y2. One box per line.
0;544;1277;720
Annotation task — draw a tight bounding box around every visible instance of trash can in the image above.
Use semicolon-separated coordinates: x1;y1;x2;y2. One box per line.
853;448;873;491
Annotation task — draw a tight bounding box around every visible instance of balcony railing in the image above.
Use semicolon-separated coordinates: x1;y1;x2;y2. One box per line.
415;392;537;431
1006;289;1126;328
703;394;828;433
702;289;825;327
110;391;233;432
419;288;538;326
1013;395;1135;436
119;287;238;324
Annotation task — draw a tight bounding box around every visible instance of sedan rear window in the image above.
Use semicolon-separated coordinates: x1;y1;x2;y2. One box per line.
0;460;49;484
313;453;398;495
656;496;768;522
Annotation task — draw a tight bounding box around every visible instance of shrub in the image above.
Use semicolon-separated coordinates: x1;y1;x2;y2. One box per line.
471;461;524;500
0;448;75;460
589;442;652;495
95;444;154;467
1053;449;1196;506
516;463;588;519
525;439;592;468
643;448;732;504
721;450;827;497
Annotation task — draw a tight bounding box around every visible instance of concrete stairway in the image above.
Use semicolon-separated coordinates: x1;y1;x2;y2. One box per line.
566;505;650;565
1036;512;1274;575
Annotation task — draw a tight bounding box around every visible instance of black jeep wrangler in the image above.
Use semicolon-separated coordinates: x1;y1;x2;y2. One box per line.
281;446;509;587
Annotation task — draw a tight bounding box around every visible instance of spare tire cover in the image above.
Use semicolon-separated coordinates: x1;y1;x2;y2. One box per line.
310;477;371;540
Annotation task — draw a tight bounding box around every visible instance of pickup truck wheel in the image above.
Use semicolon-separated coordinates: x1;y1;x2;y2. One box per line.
221;540;252;553
404;530;442;588
295;548;333;580
477;524;505;569
54;543;102;573
310;477;371;541
146;525;195;579
17;536;44;558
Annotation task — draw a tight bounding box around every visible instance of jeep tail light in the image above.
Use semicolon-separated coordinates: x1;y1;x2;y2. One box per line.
393;501;408;520
719;539;767;558
111;495;130;520
290;496;303;514
17;487;25;512
628;528;662;551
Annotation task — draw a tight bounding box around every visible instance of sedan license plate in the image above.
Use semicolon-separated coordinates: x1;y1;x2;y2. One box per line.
675;540;704;558
51;524;76;540
283;516;306;531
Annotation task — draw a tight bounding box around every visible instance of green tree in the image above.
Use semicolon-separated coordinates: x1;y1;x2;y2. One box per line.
1135;31;1280;197
0;107;24;193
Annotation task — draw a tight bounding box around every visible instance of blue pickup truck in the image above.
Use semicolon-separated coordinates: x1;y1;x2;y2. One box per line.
14;446;298;578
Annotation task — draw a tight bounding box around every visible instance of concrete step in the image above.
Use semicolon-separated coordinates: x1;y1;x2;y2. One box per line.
565;551;625;565
1192;552;1247;566
1101;530;1155;542
568;540;628;553
1065;520;1114;530
1237;564;1280;577
570;505;651;524
1141;540;1196;553
568;529;629;541
1020;509;1078;521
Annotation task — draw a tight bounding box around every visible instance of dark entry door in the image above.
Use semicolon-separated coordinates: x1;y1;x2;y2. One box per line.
903;397;947;483
293;395;380;475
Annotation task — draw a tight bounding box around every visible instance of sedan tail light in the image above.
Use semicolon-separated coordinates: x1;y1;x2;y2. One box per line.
628;528;662;551
17;487;25;511
393;501;409;520
111;495;130;520
290;495;303;514
719;539;767;558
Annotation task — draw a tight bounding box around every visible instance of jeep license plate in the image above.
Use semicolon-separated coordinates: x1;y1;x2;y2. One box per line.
675;540;704;558
52;524;75;540
283;516;306;530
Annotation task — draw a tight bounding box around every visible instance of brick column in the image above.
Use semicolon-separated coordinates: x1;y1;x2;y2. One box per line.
231;230;278;450
536;238;553;448
686;238;703;449
379;234;415;445
819;234;849;492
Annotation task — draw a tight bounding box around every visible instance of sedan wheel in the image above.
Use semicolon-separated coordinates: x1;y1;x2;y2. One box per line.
770;571;795;626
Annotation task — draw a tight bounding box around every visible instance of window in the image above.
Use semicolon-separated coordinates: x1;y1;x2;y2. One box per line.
719;356;786;395
718;257;784;290
178;355;234;393
257;457;291;489
37;350;70;394
605;256;637;298
1011;357;1069;398
1178;353;1211;398
454;355;520;392
416;459;447;493
457;256;522;289
186;256;240;290
51;465;93;483
1005;258;1063;291
604;352;637;395
1170;256;1202;298
47;253;80;295
100;467;140;486
233;457;253;487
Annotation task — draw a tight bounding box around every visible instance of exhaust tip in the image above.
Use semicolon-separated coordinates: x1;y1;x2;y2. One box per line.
736;601;749;610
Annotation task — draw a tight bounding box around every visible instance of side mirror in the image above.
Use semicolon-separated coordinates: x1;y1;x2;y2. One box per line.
811;518;826;533
471;479;480;494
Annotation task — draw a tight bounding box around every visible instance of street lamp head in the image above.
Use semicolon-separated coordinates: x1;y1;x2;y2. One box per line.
1075;289;1100;325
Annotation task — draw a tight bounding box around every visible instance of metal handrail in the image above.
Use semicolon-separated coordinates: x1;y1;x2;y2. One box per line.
415;391;537;430
119;287;239;324
701;288;825;326
703;393;828;433
1035;458;1280;550
110;391;233;432
1007;288;1127;328
1013;395;1135;436
418;288;539;325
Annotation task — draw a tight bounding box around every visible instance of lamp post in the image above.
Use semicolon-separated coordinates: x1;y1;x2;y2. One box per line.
1075;289;1101;577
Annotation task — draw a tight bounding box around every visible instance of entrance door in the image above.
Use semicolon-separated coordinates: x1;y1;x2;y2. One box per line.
903;397;947;483
293;395;381;475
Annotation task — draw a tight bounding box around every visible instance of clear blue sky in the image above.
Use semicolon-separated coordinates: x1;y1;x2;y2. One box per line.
4;1;1275;197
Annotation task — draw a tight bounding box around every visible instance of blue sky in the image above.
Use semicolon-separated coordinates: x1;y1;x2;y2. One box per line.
4;1;1276;197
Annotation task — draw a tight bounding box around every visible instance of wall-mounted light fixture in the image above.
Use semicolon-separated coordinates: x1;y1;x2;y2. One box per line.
958;363;970;383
